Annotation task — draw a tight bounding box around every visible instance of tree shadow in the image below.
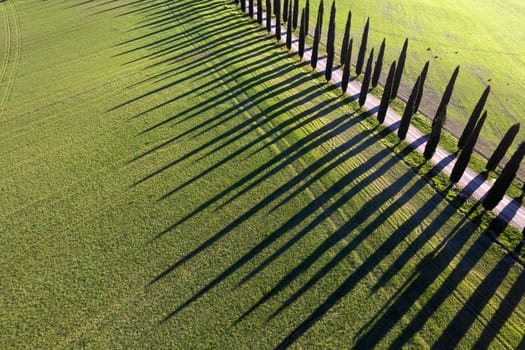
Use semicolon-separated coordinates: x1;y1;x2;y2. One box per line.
432;254;521;349
156;125;396;321
148;111;373;285
350;205;522;350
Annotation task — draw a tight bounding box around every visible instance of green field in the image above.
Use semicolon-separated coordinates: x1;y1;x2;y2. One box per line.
0;0;524;348
297;0;525;163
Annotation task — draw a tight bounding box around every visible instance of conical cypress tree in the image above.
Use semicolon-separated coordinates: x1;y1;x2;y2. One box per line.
424;66;461;159
275;0;281;40
372;38;385;88
434;65;460;124
424;108;446;160
450;111;487;183
424;67;460;159
377;61;396;123
340;10;352;65
241;0;246;12
486;123;521;172
341;38;353;93
398;76;421;140
298;8;306;57
391;38;408;100
414;61;429;112
483;141;525;210
355;18;369;75
283;0;289;22
311;0;323;69
266;0;272;32
292;0;299;29
249;0;254;17
458;85;491;149
286;1;293;49
325;1;336;81
359;48;374;107
305;0;310;36
257;0;263;24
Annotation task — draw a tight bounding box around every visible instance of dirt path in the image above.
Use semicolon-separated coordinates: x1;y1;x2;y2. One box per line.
241;2;525;233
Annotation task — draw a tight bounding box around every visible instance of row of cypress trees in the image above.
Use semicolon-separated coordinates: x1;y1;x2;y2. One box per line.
233;0;524;229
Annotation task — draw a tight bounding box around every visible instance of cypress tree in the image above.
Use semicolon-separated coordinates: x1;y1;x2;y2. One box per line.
311;0;324;69
450;111;487;183
257;0;263;24
391;38;408;100
483;141;525;210
292;0;299;29
436;65;460;121
241;0;246;12
249;0;254;17
414;61;429;112
283;0;289;22
305;0;310;36
398;76;421;140
377;61;396;123
275;0;281;40
486;123;521;172
286;1;293;49
355;18;369;75
424;108;446;160
359;48;374;107
341;38;353;93
372;38;386;88
298;8;306;57
340;10;352;65
325;1;336;81
424;67;459;159
266;0;272;32
458;85;491;149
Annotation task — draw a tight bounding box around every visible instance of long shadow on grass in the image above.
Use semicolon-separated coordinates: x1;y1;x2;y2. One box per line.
124;17;260;68
143;58;311;137
372;170;482;292
132;65;317;187
351;209;493;349
123;40;290;124
149;111;369;283
275;206;483;349
153;105;363;240
112;26;269;114
157;125;397;321
466;218;525;349
473;268;525;348
125;37;277;102
236;142;427;323
272;165;493;348
156;86;349;199
432;254;520;349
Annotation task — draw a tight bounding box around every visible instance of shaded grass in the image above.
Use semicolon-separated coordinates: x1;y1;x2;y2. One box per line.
0;0;523;349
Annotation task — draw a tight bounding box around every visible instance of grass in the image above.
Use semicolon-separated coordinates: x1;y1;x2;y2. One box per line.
0;0;524;349
291;0;525;171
